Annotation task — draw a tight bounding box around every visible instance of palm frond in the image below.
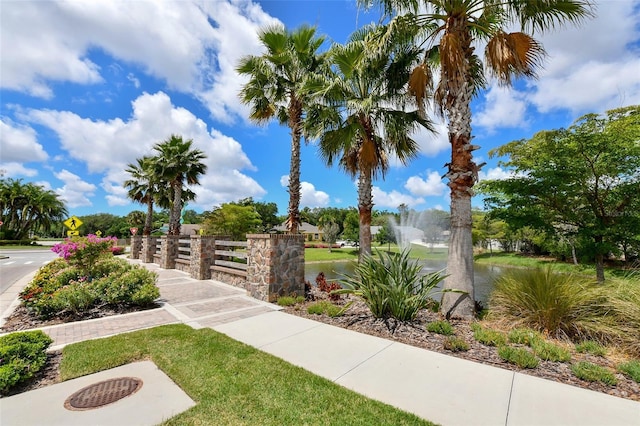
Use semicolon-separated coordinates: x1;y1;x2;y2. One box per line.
485;31;546;85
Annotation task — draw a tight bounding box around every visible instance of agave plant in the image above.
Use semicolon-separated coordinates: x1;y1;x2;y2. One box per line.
337;248;447;321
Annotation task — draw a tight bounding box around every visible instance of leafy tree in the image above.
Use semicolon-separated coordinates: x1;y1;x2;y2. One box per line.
152;135;207;235
481;106;640;282
202;203;262;240
366;0;593;318
375;222;396;251
237;25;326;234
342;211;360;242
126;210;146;228
78;213;127;238
322;221;340;251
0;178;67;240
305;24;433;261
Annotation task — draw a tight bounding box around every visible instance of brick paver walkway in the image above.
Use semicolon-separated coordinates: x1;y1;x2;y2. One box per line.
1;260;280;348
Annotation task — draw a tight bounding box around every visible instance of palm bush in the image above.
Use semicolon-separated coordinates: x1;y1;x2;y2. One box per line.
337;249;446;321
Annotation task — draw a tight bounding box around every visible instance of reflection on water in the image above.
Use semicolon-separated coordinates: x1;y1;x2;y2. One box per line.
305;259;503;305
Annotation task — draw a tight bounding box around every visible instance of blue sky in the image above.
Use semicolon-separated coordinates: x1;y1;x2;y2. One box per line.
1;0;639;218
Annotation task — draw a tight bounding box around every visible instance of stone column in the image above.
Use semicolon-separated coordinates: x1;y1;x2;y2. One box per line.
141;236;158;263
130;235;142;259
159;235;180;269
246;234;305;302
189;235;216;280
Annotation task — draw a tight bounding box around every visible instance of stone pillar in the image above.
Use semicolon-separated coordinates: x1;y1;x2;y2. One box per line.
246;234;305;302
159;235;180;269
189;235;216;280
141;236;158;263
130;235;142;259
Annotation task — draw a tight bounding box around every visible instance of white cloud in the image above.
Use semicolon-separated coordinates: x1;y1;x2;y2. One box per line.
404;170;447;197
0;162;39;177
528;2;640;114
23;91;265;209
478;167;519;182
0;0;278;122
280;175;330;208
372;186;425;209
0;119;48;162
54;169;97;208
475;86;528;131
413;119;449;157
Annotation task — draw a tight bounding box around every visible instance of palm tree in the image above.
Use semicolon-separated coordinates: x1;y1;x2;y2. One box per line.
237;24;326;234
152;135;207;236
0;178;67;240
124;156;158;236
366;0;593;318
304;25;433;260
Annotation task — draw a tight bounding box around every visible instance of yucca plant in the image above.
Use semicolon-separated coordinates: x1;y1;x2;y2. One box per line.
337;249;447;321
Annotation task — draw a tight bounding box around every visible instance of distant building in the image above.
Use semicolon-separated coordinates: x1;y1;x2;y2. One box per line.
273;222;324;242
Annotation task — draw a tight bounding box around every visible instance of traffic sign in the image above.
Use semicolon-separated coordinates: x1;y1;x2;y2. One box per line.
67;230;80;237
130;227;138;235
64;216;83;230
95;230;102;237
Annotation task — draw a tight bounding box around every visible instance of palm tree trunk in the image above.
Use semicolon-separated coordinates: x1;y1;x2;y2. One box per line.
357;172;373;262
441;86;477;320
169;180;182;236
144;199;154;236
286;99;303;234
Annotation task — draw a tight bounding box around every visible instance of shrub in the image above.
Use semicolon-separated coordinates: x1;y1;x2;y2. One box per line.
531;340;571;362
498;346;539;369
277;296;305;307
488;268;600;338
307;301;351;317
0;331;53;394
443;337;469;352
489;269;640;356
110;246;126;256
426;320;455;336
20;257;158;318
508;328;542;346
51;234;118;277
571;362;617;385
315;272;341;301
617;360;640;383
471;324;507;347
575;341;607;357
338;249;446;321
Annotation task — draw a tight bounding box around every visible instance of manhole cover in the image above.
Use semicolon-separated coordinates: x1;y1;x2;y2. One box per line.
64;377;143;411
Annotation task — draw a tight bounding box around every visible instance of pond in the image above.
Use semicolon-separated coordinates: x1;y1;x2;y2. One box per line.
305;259;503;306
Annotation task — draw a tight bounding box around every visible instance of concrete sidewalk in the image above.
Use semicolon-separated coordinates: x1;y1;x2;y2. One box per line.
1;262;639;425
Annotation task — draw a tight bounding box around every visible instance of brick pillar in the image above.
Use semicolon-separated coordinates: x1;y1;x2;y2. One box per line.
246;234;305;302
159;235;180;269
130;235;142;259
189;235;216;280
141;236;158;263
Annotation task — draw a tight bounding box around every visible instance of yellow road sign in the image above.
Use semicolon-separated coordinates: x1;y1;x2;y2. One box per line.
67;230;80;237
64;216;83;230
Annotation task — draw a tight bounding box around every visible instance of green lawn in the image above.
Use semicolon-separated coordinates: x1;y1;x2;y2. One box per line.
61;325;436;426
304;243;448;262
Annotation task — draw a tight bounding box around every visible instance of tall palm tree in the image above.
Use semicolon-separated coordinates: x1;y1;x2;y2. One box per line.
237;24;326;234
304;25;434;260
0;178;67;240
366;0;593;318
124;156;159;236
152;135;207;236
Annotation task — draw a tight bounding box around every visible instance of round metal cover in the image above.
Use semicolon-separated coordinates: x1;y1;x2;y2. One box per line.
64;377;143;411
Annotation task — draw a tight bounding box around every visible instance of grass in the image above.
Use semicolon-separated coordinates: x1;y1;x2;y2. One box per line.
531;340;572;362
498;346;539;369
304;244;448;263
307;300;350;317
276;296;305;307
571;362;618;386
471;324;507;347
617;360;640;383
507;328;542;346
575;341;607;357
61;325;434;425
426;320;455;336
443;337;469;352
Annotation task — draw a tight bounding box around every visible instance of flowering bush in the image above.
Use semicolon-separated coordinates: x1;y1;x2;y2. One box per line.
52;235;118;277
20;257;159;319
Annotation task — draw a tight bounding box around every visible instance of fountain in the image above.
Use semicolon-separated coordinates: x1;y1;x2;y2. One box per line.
389;209;447;252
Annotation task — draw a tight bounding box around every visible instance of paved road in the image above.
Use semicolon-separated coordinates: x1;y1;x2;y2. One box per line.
0;249;57;293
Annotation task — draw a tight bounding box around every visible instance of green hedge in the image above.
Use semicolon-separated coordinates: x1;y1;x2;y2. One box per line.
0;330;53;394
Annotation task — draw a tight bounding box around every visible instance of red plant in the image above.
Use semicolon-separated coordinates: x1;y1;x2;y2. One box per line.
315;272;341;301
